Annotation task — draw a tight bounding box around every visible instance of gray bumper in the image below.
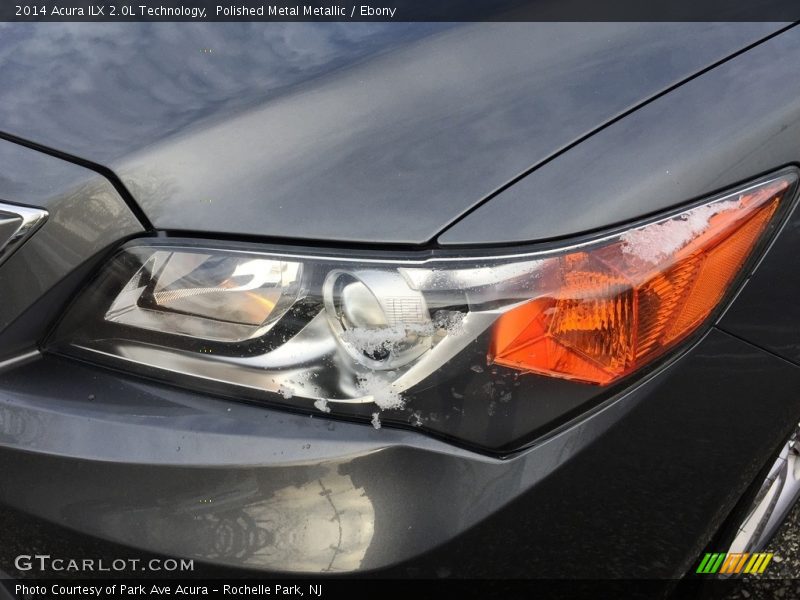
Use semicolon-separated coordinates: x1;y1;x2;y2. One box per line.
2;327;800;577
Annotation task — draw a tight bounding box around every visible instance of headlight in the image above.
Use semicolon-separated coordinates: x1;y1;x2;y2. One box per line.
104;251;303;342
48;171;796;452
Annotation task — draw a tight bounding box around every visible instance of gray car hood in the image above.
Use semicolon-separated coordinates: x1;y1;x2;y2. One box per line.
0;22;783;244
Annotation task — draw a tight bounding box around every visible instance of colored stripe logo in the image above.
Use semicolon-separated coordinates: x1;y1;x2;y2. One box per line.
696;552;773;574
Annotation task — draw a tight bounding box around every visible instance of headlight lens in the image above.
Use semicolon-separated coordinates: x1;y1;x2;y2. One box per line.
48;172;796;451
105;251;303;342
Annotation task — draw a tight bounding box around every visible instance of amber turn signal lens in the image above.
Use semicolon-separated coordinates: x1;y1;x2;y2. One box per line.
490;176;794;385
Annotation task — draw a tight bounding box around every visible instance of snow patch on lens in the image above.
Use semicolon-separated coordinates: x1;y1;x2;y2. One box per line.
313;398;331;413
620;198;742;264
432;310;465;337
356;373;405;410
371;412;382;429
340;325;418;360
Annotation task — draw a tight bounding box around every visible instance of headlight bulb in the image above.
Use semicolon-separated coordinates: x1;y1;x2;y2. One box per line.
323;269;433;370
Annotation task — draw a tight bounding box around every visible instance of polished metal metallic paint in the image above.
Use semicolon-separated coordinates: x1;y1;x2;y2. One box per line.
0;22;783;244
0;139;143;358
1;22;800;578
0;330;799;576
441;25;800;244
719;190;800;364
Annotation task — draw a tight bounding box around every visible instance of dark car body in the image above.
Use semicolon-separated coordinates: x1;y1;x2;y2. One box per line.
2;21;800;579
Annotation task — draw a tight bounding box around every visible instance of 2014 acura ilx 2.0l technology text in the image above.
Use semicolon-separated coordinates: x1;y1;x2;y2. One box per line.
3;19;800;582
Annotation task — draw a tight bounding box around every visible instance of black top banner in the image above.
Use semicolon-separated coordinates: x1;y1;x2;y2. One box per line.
2;0;800;21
